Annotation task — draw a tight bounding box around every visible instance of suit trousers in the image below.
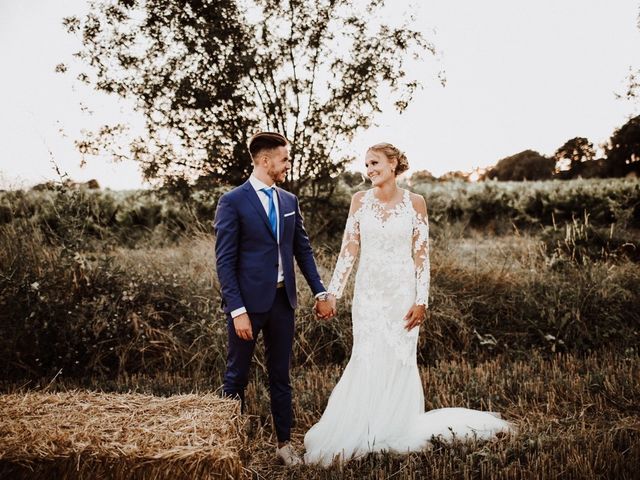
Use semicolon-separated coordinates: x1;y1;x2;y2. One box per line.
222;287;295;442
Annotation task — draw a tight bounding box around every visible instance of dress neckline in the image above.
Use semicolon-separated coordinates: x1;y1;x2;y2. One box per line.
366;188;410;222
368;188;409;209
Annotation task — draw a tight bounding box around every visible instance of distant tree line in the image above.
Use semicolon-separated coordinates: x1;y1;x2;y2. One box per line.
408;115;640;184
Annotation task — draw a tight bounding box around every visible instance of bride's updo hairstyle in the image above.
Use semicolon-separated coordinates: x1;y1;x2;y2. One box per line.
368;143;409;176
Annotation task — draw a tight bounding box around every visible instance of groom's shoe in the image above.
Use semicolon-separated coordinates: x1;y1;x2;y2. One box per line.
276;442;303;466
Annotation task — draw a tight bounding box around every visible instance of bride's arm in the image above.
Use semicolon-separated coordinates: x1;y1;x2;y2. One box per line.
411;193;431;308
327;191;364;299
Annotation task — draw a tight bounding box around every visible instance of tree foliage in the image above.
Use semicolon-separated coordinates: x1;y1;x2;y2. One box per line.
62;0;433;198
408;169;436;185
438;170;470;182
605;114;640;177
554;137;595;172
483;150;555;181
615;6;640;104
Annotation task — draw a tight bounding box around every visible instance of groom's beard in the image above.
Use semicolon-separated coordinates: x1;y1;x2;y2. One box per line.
268;166;288;184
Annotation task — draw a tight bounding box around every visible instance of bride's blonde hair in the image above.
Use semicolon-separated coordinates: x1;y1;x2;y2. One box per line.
368;143;409;176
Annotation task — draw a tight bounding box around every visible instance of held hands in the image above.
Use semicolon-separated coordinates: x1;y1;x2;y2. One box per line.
315;294;336;320
234;294;336;341
404;304;427;331
233;313;253;341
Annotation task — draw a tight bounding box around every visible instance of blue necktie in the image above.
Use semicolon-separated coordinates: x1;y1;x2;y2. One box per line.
261;187;278;238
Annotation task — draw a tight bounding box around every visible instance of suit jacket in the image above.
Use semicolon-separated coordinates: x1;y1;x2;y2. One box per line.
213;180;325;314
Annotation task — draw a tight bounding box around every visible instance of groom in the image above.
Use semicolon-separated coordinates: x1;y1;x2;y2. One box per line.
214;132;334;465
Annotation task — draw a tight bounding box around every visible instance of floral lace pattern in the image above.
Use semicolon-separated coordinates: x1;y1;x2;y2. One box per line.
327;189;430;365
412;200;431;306
327;209;361;298
305;189;514;466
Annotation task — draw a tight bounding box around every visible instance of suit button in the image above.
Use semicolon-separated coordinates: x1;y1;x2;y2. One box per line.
275;264;279;267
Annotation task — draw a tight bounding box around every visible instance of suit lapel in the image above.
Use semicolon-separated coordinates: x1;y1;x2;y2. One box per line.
242;181;277;242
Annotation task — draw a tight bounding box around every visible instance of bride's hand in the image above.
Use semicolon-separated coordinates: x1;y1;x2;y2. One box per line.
315;294;337;320
404;304;427;331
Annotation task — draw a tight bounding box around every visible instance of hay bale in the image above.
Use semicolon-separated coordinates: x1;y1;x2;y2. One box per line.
0;391;244;480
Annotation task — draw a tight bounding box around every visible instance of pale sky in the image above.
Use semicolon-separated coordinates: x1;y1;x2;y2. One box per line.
0;0;639;190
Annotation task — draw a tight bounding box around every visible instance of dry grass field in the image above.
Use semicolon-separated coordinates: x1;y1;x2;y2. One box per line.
1;180;639;478
2;350;637;479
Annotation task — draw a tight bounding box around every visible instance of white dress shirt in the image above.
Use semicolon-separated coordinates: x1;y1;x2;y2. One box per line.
249;175;285;283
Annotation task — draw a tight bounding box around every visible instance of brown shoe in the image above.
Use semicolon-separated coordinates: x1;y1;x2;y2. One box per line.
276;443;303;466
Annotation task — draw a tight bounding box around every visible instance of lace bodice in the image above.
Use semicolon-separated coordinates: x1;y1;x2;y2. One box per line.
327;189;430;307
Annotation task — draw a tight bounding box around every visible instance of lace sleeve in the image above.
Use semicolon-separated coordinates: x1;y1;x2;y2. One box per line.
412;195;431;307
327;193;363;298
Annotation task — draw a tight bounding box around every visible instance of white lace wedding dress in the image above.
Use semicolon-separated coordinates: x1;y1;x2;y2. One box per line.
304;189;515;466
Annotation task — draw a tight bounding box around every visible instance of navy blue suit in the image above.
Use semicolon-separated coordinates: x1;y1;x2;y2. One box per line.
213;180;325;442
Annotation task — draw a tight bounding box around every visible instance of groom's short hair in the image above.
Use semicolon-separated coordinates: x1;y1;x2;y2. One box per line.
248;132;288;162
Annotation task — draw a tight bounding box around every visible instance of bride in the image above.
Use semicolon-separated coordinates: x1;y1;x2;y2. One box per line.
304;143;515;466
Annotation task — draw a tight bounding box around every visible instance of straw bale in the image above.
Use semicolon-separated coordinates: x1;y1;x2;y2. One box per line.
0;391;245;480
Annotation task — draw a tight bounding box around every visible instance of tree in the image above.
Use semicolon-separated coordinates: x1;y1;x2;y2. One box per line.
408;169;435;185
484;150;555;181
338;170;366;188
438;170;469;182
554;137;595;174
617;68;640;105
605;115;640;176
574;158;609;179
62;0;433;199
616;6;640;105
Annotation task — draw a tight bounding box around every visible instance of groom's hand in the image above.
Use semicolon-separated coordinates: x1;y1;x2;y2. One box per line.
315;295;336;320
233;313;253;341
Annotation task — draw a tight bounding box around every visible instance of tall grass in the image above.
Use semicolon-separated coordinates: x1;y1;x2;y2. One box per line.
1;218;638;380
2;179;639;478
